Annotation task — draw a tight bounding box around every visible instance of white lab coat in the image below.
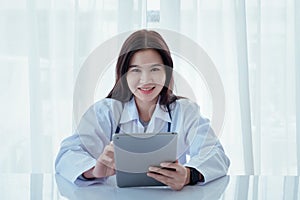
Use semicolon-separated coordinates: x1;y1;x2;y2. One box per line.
55;97;230;186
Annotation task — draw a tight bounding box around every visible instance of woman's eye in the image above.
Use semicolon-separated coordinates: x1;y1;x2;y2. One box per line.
151;67;160;72
151;65;162;71
130;68;140;72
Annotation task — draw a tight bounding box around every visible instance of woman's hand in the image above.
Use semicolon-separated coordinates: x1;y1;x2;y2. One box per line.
147;161;190;191
83;142;116;179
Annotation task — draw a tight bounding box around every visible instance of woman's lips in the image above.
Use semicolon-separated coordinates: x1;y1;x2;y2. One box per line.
138;87;155;94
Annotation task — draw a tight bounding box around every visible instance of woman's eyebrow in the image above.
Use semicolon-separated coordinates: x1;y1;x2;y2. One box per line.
129;64;164;68
150;63;164;67
128;65;140;68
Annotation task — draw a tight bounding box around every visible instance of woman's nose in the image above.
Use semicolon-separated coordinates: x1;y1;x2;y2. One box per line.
140;71;152;83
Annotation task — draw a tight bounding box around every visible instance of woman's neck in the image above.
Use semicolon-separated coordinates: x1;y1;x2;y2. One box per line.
134;98;158;122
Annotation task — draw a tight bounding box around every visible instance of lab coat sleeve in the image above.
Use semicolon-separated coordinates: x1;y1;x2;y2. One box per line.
55;101;115;186
182;101;230;185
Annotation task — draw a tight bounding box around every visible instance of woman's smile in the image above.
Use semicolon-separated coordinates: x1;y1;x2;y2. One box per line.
138;85;156;94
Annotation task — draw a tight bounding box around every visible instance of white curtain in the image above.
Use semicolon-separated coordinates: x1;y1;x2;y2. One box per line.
1;0;299;177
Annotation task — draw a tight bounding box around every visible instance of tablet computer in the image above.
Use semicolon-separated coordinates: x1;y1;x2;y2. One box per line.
113;132;177;188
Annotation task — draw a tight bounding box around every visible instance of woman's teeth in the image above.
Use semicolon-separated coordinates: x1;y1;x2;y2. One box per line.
140;87;153;91
138;87;155;94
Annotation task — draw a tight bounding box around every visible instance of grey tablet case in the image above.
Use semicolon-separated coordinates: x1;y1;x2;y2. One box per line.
113;132;178;188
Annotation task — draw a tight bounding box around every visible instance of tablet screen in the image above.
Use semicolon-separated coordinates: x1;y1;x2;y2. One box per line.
113;132;177;187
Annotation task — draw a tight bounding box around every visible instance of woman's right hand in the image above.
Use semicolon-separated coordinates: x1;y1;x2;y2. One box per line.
83;142;116;179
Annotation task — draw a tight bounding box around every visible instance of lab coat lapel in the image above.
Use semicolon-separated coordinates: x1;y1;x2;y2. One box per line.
146;104;171;133
118;98;144;133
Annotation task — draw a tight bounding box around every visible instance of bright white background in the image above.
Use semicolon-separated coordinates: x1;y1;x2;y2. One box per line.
1;0;299;179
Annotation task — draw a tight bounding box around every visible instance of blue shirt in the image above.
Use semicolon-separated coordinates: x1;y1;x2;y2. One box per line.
55;97;230;186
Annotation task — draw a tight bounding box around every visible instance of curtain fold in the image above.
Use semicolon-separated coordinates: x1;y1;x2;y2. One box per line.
27;0;46;173
234;0;254;175
295;0;300;175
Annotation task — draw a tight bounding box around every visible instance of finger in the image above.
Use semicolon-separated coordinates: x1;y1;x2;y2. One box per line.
101;154;113;163
148;167;176;178
105;150;114;160
147;172;167;183
98;155;115;169
103;144;115;157
105;144;114;153
102;165;115;177
160;162;179;171
147;172;182;190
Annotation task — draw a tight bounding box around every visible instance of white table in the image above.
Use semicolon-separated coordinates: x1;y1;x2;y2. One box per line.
0;174;299;200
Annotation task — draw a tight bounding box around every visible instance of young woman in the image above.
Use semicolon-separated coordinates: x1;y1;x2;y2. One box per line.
55;30;230;191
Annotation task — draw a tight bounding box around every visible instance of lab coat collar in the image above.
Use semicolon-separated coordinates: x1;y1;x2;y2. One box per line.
152;101;172;123
119;97;139;124
119;96;172;125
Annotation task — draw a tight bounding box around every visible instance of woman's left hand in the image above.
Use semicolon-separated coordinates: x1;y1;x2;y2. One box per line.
147;161;189;191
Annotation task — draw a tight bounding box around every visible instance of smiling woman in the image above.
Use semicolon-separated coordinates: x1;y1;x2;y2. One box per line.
55;29;230;191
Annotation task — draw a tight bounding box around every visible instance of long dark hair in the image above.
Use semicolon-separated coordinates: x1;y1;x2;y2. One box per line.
107;29;179;108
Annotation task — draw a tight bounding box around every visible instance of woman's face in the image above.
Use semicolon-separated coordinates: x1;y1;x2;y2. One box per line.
126;49;166;105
